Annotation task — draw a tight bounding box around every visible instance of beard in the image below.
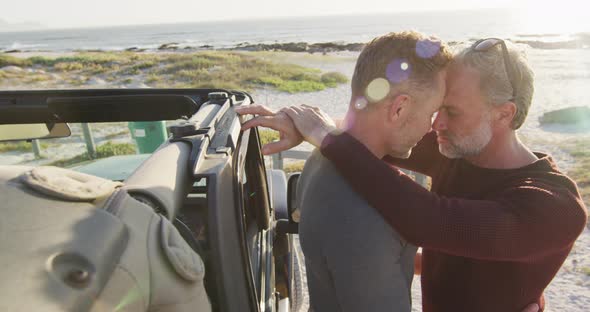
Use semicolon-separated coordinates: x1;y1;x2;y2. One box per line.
438;119;493;159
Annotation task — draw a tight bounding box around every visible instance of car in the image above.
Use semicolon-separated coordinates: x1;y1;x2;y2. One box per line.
0;89;304;312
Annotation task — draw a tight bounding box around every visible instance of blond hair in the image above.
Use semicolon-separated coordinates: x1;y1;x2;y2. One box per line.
351;31;452;104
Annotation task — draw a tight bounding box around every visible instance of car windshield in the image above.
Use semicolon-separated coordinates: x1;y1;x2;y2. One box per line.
0;121;168;181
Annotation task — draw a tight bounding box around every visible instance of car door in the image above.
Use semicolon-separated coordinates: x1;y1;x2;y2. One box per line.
235;127;276;312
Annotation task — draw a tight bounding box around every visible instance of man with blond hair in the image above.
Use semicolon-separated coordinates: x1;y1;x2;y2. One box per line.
236;37;586;311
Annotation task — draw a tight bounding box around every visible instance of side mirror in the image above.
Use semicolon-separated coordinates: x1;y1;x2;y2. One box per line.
287;173;300;224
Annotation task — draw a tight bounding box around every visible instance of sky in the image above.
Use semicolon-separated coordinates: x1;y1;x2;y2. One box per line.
0;0;588;30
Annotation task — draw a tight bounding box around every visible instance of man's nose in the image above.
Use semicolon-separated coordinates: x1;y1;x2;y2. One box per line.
432;112;446;131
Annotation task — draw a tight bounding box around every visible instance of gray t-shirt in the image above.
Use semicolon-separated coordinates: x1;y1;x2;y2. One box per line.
298;150;417;312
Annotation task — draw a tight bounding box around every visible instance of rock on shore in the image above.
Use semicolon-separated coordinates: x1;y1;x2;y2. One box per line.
539;106;590;126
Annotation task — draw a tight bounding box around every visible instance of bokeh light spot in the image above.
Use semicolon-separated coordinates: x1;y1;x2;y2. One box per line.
355;96;368;110
386;58;411;84
365;78;390;102
416;39;441;59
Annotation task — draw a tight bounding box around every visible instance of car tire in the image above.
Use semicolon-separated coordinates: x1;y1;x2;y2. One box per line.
289;235;306;312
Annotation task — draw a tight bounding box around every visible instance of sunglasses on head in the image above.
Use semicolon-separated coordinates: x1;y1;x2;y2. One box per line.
471;38;518;101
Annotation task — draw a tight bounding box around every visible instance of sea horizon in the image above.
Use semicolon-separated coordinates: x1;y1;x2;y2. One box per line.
2;8;589;52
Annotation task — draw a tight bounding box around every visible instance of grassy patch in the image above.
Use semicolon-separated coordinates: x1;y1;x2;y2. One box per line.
160;57;215;74
259;129;280;145
2;51;348;93
321;72;348;87
561;139;590;204
277;80;326;93
580;266;590;276
156;52;328;91
26;74;53;83
283;161;305;174
96;141;136;158
0;55;30;67
259;129;306;173
0;141;48;152
54;62;85;71
253;51;357;64
145;74;162;84
249;70;346;93
29;53;126;67
132;61;156;70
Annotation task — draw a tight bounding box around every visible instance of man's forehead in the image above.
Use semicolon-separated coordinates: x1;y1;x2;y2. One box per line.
444;64;480;97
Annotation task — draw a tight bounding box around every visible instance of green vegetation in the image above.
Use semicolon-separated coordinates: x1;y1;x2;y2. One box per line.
145;74;162;84
561;139;590;204
96;141;136;158
580;266;590;276
54;62;85;71
0;51;348;93
48;141;136;167
283;161;305;174
259;129;280;145
0;141;48;152
151;51;341;92
254;51;357;64
320;72;348;87
0;55;30;67
277;80;326;93
259;129;306;173
26;74;53;83
247;71;345;93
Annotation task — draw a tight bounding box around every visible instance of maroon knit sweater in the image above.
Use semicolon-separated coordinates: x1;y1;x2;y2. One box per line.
320;131;587;312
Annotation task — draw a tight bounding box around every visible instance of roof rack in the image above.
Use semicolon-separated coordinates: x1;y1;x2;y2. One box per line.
169;91;252;176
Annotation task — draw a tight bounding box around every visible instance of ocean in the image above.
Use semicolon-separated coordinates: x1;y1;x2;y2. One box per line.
1;8;589;52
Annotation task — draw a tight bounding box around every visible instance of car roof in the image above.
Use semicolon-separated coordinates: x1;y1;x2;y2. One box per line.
0;88;240;124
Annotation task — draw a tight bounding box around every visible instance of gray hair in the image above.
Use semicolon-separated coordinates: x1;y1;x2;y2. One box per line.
454;41;534;129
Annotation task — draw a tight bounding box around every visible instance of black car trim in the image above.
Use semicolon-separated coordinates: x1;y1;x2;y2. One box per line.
0;88;233;124
233;128;262;312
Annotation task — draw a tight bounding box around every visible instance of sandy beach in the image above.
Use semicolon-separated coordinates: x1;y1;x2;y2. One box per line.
1;49;589;311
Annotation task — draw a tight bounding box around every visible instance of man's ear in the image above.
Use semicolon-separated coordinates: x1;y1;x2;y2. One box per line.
387;94;411;122
494;101;517;127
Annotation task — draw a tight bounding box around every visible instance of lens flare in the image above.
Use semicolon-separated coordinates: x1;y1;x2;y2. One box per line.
386;59;411;84
354;96;368;110
365;78;390;102
416;39;441;59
